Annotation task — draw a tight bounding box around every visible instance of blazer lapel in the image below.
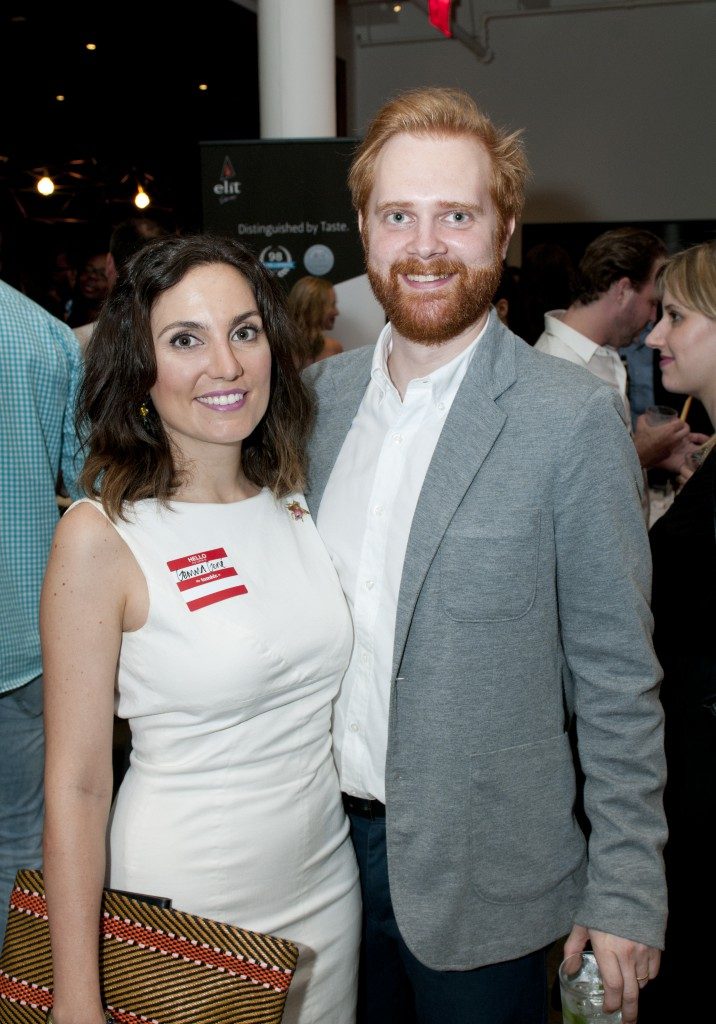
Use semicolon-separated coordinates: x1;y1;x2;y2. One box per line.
391;318;518;680
305;347;373;517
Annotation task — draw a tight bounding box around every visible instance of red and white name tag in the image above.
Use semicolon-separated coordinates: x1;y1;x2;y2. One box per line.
166;547;247;612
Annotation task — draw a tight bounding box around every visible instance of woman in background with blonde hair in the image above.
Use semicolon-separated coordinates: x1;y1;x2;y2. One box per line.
287;276;343;368
640;239;716;1023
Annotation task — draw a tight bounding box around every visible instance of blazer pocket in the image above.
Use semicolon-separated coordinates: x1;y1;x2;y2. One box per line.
440;510;541;621
469;733;586;904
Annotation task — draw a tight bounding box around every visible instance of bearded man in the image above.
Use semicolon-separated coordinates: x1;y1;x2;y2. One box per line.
305;88;666;1024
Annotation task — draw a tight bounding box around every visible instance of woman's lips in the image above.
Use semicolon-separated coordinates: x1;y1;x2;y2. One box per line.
196;390;247;411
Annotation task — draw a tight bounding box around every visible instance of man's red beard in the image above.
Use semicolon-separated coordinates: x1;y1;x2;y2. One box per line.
366;252;504;345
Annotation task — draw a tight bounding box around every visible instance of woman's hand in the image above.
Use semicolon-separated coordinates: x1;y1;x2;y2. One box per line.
633;415;689;470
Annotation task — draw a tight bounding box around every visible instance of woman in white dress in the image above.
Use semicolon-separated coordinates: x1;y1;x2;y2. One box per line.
41;236;360;1024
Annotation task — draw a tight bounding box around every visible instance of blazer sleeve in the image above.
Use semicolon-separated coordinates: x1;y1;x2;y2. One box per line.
554;384;667;949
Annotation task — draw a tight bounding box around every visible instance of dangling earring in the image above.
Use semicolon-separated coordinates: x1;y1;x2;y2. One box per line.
139;401;150;420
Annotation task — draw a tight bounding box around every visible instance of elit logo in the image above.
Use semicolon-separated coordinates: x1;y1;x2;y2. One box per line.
213;156;241;203
260;244;295;278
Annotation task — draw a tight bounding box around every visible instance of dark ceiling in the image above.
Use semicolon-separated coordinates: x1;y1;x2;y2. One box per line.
1;1;259;278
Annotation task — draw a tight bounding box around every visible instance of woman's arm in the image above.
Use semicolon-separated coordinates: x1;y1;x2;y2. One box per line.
41;504;139;1024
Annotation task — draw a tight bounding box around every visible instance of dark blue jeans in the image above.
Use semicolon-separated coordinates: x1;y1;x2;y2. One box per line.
0;676;45;945
347;810;548;1024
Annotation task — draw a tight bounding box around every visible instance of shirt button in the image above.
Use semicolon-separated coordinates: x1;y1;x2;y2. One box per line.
373;504;384;516
361;651;370;665
437;401;445;412
350;722;360;733
364;579;375;590
393;434;404;446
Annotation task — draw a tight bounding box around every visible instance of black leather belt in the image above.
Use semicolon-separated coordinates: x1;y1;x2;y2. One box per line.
342;793;386;819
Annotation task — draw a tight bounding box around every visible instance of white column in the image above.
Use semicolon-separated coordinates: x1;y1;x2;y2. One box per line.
258;0;336;138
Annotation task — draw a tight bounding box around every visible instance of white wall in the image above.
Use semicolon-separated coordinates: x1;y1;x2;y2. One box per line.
348;4;714;235
334;273;386;351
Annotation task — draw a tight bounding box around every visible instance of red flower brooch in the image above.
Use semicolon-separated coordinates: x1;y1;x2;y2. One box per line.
286;500;310;521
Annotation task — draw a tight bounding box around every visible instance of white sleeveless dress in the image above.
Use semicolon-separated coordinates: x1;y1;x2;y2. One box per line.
72;490;360;1024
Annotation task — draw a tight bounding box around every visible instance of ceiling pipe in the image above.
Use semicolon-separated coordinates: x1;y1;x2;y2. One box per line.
351;0;711;64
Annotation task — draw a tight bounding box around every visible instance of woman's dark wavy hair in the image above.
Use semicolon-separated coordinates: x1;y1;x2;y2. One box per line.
78;234;314;520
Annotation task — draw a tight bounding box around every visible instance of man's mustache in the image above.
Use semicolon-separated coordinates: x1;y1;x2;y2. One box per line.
389;258;465;279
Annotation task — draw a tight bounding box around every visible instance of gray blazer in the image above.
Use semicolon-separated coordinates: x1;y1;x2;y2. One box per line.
306;311;667;970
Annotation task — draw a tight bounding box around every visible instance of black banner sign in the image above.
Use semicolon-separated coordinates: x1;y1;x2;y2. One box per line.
200;139;364;289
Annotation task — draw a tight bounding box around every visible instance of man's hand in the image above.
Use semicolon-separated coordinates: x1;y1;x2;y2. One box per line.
633;414;689;469
564;925;661;1024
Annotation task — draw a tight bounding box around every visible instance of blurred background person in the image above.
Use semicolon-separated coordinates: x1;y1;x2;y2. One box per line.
512;241;577;345
73;216;170;350
492;263;520;329
287;275;343;369
0;277;82;944
30;248;78;323
67;247;110;329
621;323;658;431
534;227;700;478
105;216;171;286
640;239;716;1023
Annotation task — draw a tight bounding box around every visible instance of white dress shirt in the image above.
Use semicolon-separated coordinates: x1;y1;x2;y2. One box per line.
536;310;651;519
535;311;629;420
317;321;487;802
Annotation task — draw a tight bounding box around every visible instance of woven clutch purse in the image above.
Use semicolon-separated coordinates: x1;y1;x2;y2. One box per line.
0;869;299;1024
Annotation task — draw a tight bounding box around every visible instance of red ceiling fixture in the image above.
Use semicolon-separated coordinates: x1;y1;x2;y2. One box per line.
428;0;452;37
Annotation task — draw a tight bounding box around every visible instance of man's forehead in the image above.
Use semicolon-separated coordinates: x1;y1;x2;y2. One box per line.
370;132;493;200
375;130;489;163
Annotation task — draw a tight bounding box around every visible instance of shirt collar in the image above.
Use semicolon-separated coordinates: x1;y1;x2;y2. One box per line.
370;318;488;407
543;310;611;365
544;310;627;370
370;322;393;397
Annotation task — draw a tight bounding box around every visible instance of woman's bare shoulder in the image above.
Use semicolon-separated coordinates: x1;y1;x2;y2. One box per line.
319;337;344;359
49;501;137;587
55;500;122;554
45;501;148;630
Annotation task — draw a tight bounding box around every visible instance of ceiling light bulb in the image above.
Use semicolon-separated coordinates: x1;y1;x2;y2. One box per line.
55;95;65;102
37;176;55;196
134;186;150;210
393;3;402;11
199;83;208;91
86;42;97;51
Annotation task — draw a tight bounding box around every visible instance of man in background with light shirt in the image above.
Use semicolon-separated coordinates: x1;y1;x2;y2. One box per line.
305;87;667;1024
535;227;695;471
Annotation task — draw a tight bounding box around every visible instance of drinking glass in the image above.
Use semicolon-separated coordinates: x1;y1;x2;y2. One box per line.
644;404;678;426
558;951;622;1023
685;446;706;473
